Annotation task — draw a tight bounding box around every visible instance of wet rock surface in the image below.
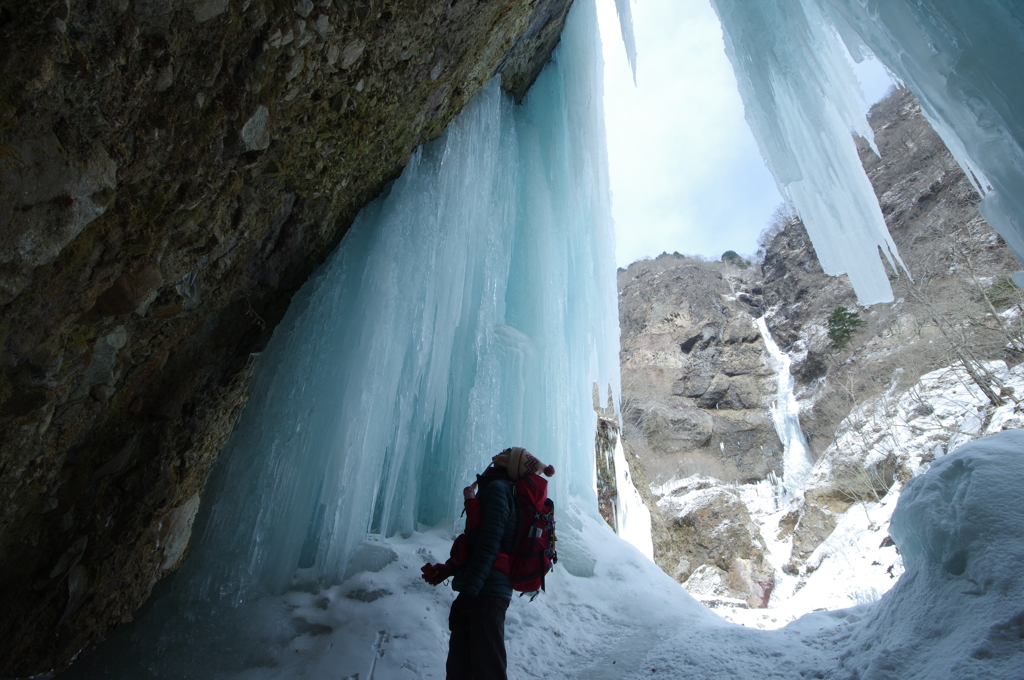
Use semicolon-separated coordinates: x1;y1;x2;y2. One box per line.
0;0;572;674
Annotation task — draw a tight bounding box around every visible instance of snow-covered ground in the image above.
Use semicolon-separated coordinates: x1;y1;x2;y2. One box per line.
663;360;1024;634
68;429;1024;679
114;431;1020;680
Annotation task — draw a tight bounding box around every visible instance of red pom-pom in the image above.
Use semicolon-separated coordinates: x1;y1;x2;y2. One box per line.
543;464;555;477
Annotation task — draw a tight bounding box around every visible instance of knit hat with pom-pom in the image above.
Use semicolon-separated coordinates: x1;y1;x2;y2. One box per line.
491;447;555;481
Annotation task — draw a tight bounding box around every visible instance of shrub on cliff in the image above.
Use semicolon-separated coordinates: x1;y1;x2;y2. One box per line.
827;306;867;348
721;250;750;268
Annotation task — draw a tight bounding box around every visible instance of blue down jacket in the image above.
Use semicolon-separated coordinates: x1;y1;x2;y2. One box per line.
452;469;518;599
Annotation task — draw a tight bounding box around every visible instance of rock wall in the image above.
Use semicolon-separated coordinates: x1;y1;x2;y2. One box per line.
618;255;781;487
617;253;782;602
0;0;572;674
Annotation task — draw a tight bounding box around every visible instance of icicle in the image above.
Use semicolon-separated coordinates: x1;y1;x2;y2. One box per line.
709;0;907;304
612;0;637;83
814;0;1024;267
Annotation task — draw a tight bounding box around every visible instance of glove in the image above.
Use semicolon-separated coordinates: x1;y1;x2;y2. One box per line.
420;562;454;586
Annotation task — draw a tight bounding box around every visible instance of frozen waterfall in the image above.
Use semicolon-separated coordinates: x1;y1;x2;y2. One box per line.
756;317;813;502
183;0;620;604
70;1;622;675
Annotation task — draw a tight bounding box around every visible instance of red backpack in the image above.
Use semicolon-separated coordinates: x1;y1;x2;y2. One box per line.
495;473;557;593
426;474;557;594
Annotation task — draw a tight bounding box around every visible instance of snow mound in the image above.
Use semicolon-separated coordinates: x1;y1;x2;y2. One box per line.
823;430;1024;679
893;432;1024;578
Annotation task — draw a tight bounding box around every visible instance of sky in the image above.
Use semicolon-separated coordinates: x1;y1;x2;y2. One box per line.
596;0;896;268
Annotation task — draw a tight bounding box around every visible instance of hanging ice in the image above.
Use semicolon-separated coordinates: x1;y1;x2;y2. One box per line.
70;1;620;674
710;0;1024;305
612;0;638;83
709;0;907;305
181;0;620;604
817;1;1024;271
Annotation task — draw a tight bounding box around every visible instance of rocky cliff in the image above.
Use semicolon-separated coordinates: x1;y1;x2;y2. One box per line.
618;256;781;485
617;254;780;603
0;1;572;674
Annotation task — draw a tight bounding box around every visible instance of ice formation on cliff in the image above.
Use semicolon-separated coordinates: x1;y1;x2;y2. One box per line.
710;0;1024;306
64;0;1024;676
69;1;623;675
178;0;621;608
709;0;906;305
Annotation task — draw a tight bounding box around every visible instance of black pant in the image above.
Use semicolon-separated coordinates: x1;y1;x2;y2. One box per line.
446;593;511;680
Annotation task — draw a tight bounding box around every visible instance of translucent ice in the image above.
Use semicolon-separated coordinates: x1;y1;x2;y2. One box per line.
819;1;1024;269
709;0;907;305
69;2;621;675
710;0;1024;304
612;0;637;82
182;0;620;606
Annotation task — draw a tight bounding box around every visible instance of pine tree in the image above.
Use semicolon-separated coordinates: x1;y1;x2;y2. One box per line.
827;306;866;349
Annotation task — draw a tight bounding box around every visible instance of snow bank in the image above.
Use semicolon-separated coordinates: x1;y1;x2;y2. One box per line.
817;430;1024;679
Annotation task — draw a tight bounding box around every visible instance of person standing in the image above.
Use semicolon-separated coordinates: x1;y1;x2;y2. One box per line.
444;447;555;680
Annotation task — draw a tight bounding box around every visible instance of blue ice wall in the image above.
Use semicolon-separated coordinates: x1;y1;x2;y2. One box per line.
175;0;619;607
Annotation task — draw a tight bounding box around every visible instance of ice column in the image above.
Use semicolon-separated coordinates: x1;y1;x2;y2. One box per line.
709;0;907;305
174;0;619;607
756;317;813;501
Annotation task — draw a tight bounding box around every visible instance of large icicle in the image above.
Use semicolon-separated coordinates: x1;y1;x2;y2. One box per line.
711;0;1024;301
612;0;637;82
709;0;907;305
817;0;1024;270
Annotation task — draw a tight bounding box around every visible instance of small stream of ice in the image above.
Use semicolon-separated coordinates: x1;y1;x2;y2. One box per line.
612;435;655;561
755;317;814;503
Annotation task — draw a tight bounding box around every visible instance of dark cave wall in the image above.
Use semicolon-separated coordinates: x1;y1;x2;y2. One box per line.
0;0;572;674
